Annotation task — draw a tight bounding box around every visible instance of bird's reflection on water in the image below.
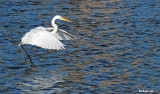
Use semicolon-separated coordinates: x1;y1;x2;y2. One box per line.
17;65;65;94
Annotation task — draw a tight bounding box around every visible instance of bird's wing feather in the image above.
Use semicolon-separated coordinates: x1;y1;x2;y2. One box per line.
55;29;77;40
21;27;65;50
46;27;76;40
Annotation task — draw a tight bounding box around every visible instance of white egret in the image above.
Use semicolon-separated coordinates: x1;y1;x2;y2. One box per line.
19;15;76;65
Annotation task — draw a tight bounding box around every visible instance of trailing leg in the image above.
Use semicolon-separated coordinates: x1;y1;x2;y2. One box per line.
20;44;34;65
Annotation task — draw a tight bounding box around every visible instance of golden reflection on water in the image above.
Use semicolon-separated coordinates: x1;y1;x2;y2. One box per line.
58;0;160;93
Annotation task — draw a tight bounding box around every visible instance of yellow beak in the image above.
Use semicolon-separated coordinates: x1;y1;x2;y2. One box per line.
61;17;71;22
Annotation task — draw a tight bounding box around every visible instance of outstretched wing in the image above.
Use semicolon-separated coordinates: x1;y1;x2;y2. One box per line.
56;29;77;40
46;27;77;40
21;27;65;50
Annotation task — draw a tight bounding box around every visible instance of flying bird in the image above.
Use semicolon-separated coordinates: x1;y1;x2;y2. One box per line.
19;15;76;65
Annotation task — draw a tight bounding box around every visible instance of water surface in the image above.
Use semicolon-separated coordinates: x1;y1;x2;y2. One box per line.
0;0;160;93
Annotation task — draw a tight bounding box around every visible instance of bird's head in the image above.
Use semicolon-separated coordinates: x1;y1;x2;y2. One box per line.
55;15;71;22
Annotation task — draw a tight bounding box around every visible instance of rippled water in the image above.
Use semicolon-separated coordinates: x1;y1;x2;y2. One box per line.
0;0;160;93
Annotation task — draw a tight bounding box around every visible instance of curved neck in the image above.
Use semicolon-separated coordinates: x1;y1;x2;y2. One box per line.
51;18;58;34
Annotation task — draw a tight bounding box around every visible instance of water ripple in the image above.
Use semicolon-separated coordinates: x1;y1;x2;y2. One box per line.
0;0;160;93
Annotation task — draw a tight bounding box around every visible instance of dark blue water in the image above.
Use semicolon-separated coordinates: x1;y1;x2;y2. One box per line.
0;0;160;93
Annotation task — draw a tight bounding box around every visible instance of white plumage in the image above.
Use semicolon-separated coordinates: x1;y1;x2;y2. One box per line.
21;27;64;50
20;15;76;50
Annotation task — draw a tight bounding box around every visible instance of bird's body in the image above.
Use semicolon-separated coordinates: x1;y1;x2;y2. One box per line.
21;26;76;50
20;15;76;65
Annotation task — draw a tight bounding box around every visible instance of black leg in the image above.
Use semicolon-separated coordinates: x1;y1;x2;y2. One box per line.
20;44;34;66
